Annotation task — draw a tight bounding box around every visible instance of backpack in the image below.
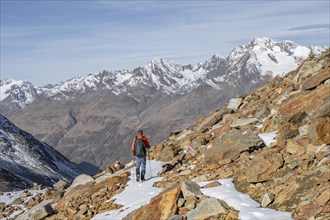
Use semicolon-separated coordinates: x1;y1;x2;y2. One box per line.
134;136;147;157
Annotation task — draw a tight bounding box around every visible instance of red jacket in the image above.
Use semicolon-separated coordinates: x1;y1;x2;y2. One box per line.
131;134;150;155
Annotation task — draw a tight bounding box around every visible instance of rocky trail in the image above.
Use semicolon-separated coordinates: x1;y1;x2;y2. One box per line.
1;49;329;219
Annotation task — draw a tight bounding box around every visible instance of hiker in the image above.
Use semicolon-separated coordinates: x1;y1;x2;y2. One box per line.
131;129;150;182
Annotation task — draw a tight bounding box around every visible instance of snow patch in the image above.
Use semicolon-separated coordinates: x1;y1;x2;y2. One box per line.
199;179;292;220
92;160;164;220
257;131;278;147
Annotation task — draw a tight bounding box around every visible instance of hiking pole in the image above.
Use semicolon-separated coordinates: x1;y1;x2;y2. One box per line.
148;149;152;176
132;160;135;183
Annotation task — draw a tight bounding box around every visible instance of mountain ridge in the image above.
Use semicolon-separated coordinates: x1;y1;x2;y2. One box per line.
1;37;326;111
1;37;328;174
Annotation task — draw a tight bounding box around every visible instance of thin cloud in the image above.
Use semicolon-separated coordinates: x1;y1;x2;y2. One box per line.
288;24;329;31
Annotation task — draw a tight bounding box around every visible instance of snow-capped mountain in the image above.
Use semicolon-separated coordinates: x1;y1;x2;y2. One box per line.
0;79;39;108
1;38;327;174
0;114;81;191
0;37;326;111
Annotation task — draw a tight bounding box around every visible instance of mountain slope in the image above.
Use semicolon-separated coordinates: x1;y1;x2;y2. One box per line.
1;38;327;174
0;115;82;191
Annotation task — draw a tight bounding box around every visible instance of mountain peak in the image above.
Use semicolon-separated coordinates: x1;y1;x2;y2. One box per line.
251;37;272;44
1;37;327;111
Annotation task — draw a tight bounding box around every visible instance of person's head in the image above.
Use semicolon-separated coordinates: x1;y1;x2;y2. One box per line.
138;129;143;135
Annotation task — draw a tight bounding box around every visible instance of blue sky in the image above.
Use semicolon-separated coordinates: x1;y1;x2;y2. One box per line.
1;0;329;86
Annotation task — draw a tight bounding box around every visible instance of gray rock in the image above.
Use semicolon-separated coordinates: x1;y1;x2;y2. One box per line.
186;198;227;219
168;215;183;220
179;169;192;176
181;180;202;199
158;144;179;162
205;129;261;164
177;198;185;207
52;190;64;203
65;174;94;194
19;191;31;198
261;193;274;207
185;196;196;210
16;199;53;220
230;118;258;128
299;125;309;136
194;109;233;132
53;179;68;192
191;174;208;183
227;98;243;111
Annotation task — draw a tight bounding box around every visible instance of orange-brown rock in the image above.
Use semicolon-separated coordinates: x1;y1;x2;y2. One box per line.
205;129;261;164
307;117;330;145
285;139;305;156
26;196;42;208
278;84;330;118
302;66;330;90
125;186;181;220
245;151;283;183
203;181;221;188
314;189;330;206
298;202;322;219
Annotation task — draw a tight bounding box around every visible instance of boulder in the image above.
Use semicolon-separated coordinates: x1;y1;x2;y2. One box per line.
277;123;299;147
203;181;221;188
205;129;261;164
52;191;64;203
157;144;179;162
227;98;243;111
285;139;305;156
191;174;208;183
298;125;309;136
261;193;274;207
125;186;181;220
278;84;330;118
177;198;185;207
26;196;42;208
181;180;202;199
230;118;258;128
16;199;53;220
193;109;233;132
186;198;227;220
292;58;325;85
245;151;284;183
19;191;31;198
307;117;330;145
298;202;322;219
167;215;183;220
309;99;330;119
67;174;94;192
185;196;196;210
53;180;68;192
302;66;330;90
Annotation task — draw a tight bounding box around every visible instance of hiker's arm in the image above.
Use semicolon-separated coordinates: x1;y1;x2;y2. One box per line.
144;137;151;149
131;137;136;155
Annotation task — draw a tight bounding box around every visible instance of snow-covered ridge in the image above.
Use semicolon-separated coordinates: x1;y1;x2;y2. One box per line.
0;114;81;190
1;38;327;107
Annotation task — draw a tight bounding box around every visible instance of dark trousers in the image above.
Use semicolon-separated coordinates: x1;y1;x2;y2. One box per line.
136;156;146;177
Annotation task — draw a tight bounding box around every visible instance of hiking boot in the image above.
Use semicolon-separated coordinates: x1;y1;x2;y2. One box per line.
136;168;140;182
141;170;145;182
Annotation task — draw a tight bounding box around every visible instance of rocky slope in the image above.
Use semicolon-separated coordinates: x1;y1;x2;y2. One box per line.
2;49;329;220
1;38;326;174
0;115;82;192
